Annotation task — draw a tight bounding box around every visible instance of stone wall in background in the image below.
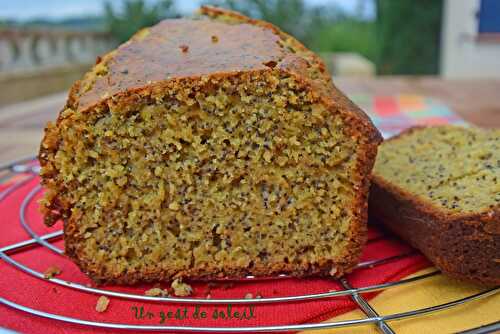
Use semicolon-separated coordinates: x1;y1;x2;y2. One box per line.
0;28;113;73
0;28;115;106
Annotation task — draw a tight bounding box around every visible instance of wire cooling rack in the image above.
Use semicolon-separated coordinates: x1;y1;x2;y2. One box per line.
0;156;499;334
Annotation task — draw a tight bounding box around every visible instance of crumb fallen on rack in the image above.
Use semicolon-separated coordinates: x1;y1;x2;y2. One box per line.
171;279;193;297
95;296;110;313
244;293;253;299
145;287;169;297
206;293;212;299
255;292;262;299
43;265;61;279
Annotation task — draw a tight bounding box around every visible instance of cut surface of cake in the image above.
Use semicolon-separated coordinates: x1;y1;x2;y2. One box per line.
371;125;499;285
39;6;382;284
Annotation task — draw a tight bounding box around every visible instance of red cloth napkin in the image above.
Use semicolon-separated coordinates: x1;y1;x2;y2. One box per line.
0;174;430;333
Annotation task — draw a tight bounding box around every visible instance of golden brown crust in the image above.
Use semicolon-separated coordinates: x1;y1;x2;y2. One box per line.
39;7;382;284
76;18;285;112
370;126;500;286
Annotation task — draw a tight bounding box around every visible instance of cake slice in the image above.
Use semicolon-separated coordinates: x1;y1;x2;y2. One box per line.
39;6;382;284
370;125;499;285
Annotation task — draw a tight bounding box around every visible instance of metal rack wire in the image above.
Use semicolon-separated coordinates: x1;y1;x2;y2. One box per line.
0;156;499;333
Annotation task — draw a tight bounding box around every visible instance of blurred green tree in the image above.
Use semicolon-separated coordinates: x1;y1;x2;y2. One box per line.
376;0;443;74
103;0;443;75
104;0;179;43
309;19;377;62
204;0;344;48
205;0;377;68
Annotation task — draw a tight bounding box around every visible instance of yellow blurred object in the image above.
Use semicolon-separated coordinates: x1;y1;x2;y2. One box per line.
301;268;500;334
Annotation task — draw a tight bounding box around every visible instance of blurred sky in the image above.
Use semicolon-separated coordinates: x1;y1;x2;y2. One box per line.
0;0;375;20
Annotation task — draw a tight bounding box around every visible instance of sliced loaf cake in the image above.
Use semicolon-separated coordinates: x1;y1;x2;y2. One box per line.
39;7;382;284
371;125;499;285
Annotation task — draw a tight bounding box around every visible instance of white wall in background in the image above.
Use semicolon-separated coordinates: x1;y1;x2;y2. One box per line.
441;0;500;78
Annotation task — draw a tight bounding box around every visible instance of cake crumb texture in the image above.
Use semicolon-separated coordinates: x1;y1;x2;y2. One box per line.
374;125;499;213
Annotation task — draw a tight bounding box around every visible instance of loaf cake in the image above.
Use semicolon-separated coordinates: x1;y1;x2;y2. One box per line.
38;6;382;284
370;125;499;285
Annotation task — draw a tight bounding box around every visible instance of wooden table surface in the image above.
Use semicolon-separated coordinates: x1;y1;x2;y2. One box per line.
0;76;499;163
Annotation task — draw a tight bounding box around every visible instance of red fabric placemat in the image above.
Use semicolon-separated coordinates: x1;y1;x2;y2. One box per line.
0;174;430;333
